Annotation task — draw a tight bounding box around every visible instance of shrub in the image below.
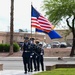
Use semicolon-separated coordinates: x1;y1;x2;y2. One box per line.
4;44;10;52
0;44;4;52
13;43;20;52
0;43;20;52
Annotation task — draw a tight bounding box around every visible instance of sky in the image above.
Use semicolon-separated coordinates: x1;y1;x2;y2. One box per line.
0;0;43;32
0;0;68;32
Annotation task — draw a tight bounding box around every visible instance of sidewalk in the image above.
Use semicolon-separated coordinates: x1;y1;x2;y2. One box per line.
0;70;41;75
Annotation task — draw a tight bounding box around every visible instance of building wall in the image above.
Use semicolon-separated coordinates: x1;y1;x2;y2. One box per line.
0;30;73;44
0;32;7;44
0;32;45;44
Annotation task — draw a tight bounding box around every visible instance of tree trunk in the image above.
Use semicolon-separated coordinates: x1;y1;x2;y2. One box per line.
70;15;75;57
9;0;14;55
70;37;75;57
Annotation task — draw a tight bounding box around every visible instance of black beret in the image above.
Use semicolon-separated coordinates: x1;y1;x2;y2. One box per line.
24;37;29;40
30;38;35;41
35;41;39;44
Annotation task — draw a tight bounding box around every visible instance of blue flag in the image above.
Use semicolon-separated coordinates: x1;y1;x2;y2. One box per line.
36;29;62;39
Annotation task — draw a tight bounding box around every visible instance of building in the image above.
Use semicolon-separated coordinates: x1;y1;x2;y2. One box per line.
0;30;73;45
0;32;45;44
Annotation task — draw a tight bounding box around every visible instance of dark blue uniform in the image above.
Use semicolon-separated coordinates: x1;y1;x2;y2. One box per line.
29;38;38;72
22;37;31;74
39;47;44;71
36;44;44;71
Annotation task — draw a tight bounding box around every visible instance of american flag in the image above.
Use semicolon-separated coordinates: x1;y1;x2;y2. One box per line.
31;6;54;33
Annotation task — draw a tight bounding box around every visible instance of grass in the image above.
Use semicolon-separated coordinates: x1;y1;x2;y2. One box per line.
34;68;75;75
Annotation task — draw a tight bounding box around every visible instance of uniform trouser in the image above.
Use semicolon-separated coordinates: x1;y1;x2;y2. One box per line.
36;56;40;71
30;56;37;71
40;56;44;71
33;56;37;71
23;57;30;72
36;56;44;71
22;52;30;72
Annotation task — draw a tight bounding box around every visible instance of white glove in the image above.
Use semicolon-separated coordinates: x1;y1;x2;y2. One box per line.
41;53;43;55
36;56;37;58
32;53;34;55
30;56;32;58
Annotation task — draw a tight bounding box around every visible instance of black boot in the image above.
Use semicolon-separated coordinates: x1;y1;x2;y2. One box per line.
24;71;27;74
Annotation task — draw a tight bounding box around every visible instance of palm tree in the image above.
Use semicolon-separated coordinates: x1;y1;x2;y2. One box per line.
9;0;14;55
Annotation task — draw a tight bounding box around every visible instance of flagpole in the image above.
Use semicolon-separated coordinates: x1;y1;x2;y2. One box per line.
31;2;33;38
35;28;37;41
31;26;32;38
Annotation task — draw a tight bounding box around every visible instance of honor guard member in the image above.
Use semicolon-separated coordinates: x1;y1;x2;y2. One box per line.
39;44;44;71
35;41;40;71
30;38;37;72
22;37;31;74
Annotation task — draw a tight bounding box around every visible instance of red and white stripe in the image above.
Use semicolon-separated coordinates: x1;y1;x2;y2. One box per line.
31;15;54;33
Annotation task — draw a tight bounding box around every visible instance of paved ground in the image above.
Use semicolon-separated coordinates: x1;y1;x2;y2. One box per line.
0;56;75;75
0;70;41;75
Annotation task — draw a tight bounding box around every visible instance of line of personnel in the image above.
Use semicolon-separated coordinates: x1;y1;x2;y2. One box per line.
22;37;44;74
